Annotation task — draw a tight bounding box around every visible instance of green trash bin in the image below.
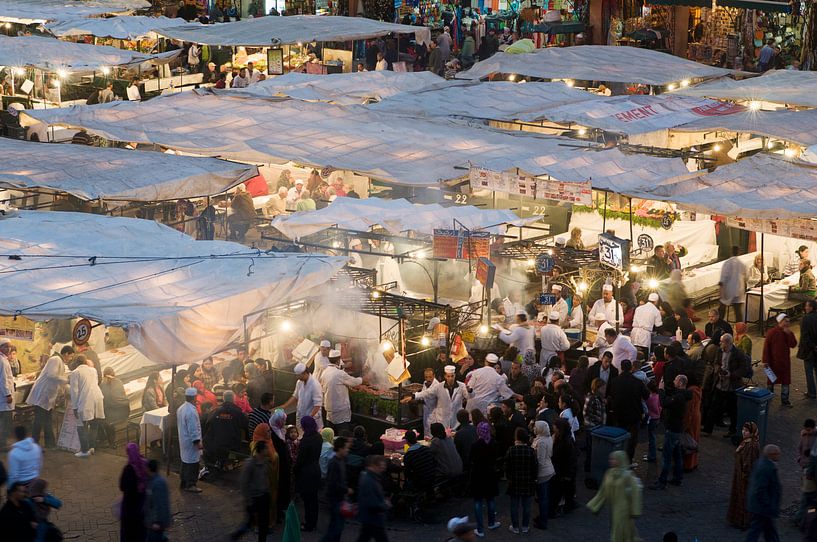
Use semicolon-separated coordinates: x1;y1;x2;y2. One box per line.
590;426;629;485
735;386;774;447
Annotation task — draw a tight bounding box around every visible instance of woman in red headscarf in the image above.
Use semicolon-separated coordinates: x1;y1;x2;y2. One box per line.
192;380;217;414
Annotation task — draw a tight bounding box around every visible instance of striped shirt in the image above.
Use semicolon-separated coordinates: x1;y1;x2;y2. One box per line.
248;407;271;436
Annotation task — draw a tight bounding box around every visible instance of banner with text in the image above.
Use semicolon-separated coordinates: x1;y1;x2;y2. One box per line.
726;217;817;242
469;167;592;206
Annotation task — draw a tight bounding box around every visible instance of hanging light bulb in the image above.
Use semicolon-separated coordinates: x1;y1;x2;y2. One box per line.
420;336;431;347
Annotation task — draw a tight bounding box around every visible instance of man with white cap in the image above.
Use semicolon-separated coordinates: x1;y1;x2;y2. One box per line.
277;362;323;430
0;338;14;448
602;327;638;371
286;179;305;209
321;349;363;435
541;284;569;326
589;284;619;328
630;292;663;350
348;239;364;268
497;310;536;365
591;313;615;352
68;355;105;458
177;386;203;492
539;311;571;366
465;354;520;415
403;365;467;431
312;339;332;383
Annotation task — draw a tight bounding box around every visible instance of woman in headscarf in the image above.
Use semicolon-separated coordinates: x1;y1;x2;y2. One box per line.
192;380;216;415
734;322;752;358
119;442;148;542
319;427;335;479
294;415;323;532
269;409;292;523
252;423;280;524
587;450;643;542
468;422;500;537
727;421;760;529
531;421;554;530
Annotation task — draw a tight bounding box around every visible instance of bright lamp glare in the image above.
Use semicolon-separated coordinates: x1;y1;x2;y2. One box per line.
380;340;393;352
648;279;659;289
420;336;431;347
667;83;677;91
478;324;489;335
56;68;68;79
680;79;690;87
507;74;516;82
749;100;761;111
280;320;293;332
577;128;587;136
578;281;589;292
564;79;575;87
785;148;797;158
100;66;111;75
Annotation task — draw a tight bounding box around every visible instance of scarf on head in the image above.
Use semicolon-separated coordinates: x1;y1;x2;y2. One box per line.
301;415;318;435
321;427;335;444
126;442;149;493
477;421;492;443
270;408;287;441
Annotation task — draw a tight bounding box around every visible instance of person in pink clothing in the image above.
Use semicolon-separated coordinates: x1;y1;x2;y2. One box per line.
646;381;662;463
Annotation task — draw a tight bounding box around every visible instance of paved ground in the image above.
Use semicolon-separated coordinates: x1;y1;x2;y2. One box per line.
6;323;814;542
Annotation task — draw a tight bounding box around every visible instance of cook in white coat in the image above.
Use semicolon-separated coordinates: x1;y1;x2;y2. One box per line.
540;284;569;326
312;340;332;383
630;293;663;348
588;285;620;328
321;350;362;433
497;310;536;364
28;346;73;448
177;388;203;492
465;354;519;415
568;293;584;329
413;367;440;438
68;356;105;458
277;362;323;430
404;365;467;432
539;311;571;365
0;339;14;448
601;327;638;370
718;246;748;323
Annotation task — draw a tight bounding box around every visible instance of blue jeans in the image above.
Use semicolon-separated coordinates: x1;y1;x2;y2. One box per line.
509;495;532;529
647;418;659;462
474;498;496;533
745;514;780;542
535;480;549;528
805;357;817;397
658;430;683;485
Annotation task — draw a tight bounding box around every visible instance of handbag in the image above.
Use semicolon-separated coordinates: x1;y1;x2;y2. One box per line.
680;432;698;454
340;499;358;519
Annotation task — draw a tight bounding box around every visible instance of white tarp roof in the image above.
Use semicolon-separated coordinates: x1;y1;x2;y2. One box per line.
0;0;148;24
271;196;541;239
0;138;258;203
673;107;817;147
675;70;817;108
368;81;600;121
156;15;431;46
22;91;691;187
231;70;447;105
0;35;172;71
0;211;347;364
457;45;736;86
543;94;748;135
624;154;817;219
45;15;190;39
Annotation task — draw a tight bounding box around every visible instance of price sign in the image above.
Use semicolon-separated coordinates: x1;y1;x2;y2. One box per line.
661;213;674;230
72;318;92;346
535;253;554;274
598;233;630;272
539;294;558;305
637;234;654;252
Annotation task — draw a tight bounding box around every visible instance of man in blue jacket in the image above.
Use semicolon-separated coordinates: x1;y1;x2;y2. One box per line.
746;444;782;542
357;455;391;542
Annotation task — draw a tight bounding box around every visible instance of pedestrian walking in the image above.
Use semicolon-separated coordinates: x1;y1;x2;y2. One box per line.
356;455;391;542
504;427;538;534
119;442;148;542
651;375;690;490
294;415;322;532
587;451;643;542
746;444;782;542
468;421;500;537
144;460;172;542
177;387;203;493
727;422;760;529
322;436;350;542
762;313;797;407
235;441;273;542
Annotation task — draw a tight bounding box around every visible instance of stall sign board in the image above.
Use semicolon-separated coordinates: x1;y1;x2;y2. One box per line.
727;217;817;243
539;294;558;305
598;233;630;271
469;167;591;206
72;318;92;346
433;229;491;259
535;253;554;273
476;257;496;289
267;48;284;75
535;177;592;206
637;234;654;252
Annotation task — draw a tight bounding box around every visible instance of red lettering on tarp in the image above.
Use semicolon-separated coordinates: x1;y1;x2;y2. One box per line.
613;104;660;123
690;102;746;116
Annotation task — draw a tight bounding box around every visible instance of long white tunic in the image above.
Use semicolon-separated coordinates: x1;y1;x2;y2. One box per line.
630;302;663;348
465;366;515;414
414;380;467;431
589;298;620;326
609;334;639;370
568;305;584;329
0;353;14;412
719;256;748;304
539;324;571;364
312;352;331;384
294;375;323;429
27;356;67;411
177;401;202;464
321;365;362;424
499;323;535;354
68;364;104;422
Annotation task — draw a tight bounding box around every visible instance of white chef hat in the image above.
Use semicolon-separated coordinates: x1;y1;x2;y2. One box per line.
485;353;499;364
0;338;10;347
548;311;561;321
776;313;788;322
551;284;562;292
293;362;307;375
516;310;528;317
427;317;441;331
185;387;197;397
648;292;660;302
603;284;613;292
329;349;341;359
320;339;331;348
444;365;456;374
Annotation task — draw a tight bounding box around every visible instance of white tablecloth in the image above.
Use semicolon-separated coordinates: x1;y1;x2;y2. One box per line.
745;273;800;323
140;406;169;447
660;252;757;298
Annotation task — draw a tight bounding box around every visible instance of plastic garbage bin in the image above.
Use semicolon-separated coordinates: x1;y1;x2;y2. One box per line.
735;386;774;447
590;426;630;484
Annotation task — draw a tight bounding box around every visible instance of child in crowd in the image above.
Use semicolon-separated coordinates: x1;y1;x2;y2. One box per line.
646;380;662;463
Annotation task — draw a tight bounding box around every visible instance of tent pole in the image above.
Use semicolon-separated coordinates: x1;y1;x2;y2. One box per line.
602;191;608;232
628;197;633;242
760;233;765;334
165;364;176;476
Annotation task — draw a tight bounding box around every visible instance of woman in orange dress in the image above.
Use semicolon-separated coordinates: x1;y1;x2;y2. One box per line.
252;423;280;524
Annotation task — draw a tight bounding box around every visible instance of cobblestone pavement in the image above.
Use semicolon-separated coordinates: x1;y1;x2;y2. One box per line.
7;330;812;542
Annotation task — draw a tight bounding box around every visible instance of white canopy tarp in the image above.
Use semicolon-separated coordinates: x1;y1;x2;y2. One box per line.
0;35;173;72
0;138;258;203
156;14;431;47
0;211;347;364
231;70;447;104
22;92;691;187
0;0;148;24
673;107;817;147
270;196;541;239
45;15;190;39
368;81;600;121
674;70;817;108
457;45;736;86
625;154;817;219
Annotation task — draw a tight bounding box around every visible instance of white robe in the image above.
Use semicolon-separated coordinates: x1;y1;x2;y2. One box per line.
542;298;569;326
177;401;202;464
0;354;14;412
415;379;439;437
465;365;515;414
539;324;570;364
414;380;467;431
630;302;663;348
294;375;323;429
589;298;620;326
608;334;639;370
499;323;535;355
321;365;362;424
68;364;104;422
719;256;748;304
27;356;67;411
312;352;331;384
568;305;584;329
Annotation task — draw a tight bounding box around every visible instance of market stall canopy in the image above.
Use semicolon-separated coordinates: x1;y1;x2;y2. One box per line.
0;34;176;72
0;0;148;24
0;138;258;203
22;91;691;187
673;107;817;147
231;70;447;105
368;81;600;121
674;69;817;108
270;196;541;239
45;15;190;40
0;211;347;364
624;154;817;219
156;14;431;47
457;45;737;86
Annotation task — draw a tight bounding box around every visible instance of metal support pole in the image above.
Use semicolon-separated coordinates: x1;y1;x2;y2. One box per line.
165;364;176;476
760;233;765;334
628;197;634;243
602;191;608;233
